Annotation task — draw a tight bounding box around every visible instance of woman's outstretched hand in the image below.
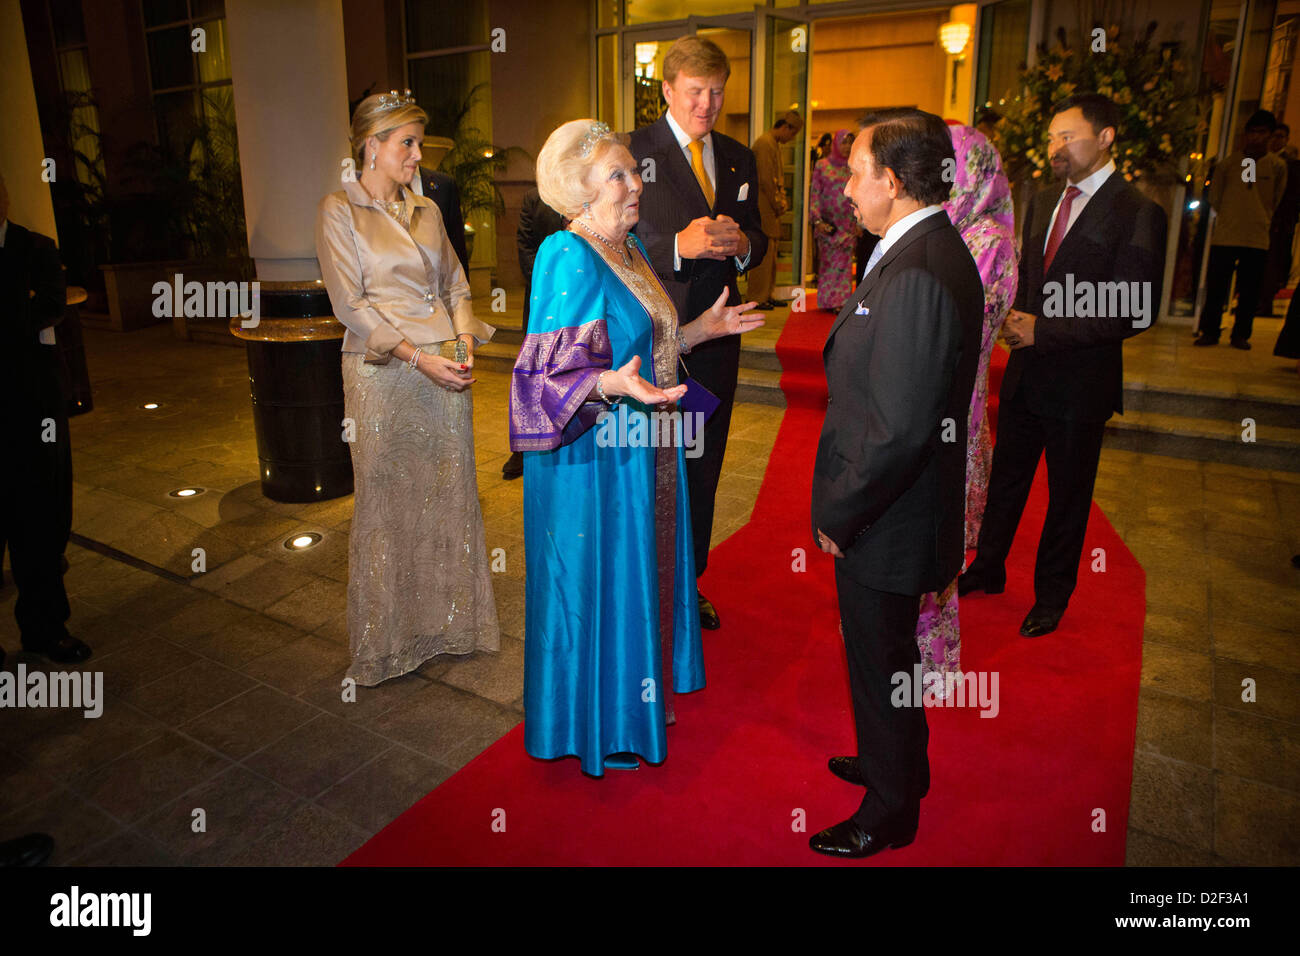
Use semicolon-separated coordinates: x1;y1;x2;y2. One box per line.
598;355;688;406
694;287;765;342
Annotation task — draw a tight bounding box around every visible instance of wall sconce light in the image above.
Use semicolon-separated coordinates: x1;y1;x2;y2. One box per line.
939;21;971;56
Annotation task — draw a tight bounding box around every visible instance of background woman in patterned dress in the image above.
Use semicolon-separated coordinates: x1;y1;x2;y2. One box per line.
914;124;1018;693
809;130;859;313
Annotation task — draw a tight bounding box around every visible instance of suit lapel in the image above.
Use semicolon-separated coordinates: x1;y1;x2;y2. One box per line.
825;273;876;350
712;135;738;214
654;117;712;218
825;212;948;344
1044;174;1123;279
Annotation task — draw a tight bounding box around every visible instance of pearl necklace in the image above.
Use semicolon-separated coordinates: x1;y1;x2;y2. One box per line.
575;218;634;266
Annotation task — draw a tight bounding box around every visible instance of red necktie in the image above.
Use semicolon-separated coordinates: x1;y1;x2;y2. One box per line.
1042;185;1082;274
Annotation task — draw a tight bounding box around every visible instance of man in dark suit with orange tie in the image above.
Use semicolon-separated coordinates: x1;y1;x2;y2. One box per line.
959;92;1168;637
809;108;983;858
629;35;766;631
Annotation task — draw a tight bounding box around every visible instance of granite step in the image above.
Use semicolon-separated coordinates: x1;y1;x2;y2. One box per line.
1104;408;1300;471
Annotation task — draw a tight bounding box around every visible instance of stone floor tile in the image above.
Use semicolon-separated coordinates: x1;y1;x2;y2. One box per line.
1211;658;1300;723
316;746;454;834
1127;753;1214;851
179;684;318;760
241;634;350;697
220;803;369;866
1134;689;1213;765
263;577;348;633
1213;708;1300;792
1139;643;1212;701
363;681;520;768
122;658;257;726
73;730;232;824
244;713;390;799
438;638;525;705
134;764;300;864
0;787;120;865
1214;774;1300;865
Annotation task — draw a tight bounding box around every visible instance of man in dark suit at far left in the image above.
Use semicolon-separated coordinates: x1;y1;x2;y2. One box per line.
0;172;90;667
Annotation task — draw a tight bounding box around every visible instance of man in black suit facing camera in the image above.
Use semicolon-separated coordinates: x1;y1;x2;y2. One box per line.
959;92;1167;638
629;35;766;632
809;109;983;858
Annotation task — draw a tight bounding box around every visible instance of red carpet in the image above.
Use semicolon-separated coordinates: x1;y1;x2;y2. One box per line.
342;305;1145;866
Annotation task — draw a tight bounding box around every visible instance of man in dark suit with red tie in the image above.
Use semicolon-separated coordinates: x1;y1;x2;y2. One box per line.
628;35;766;631
959;92;1168;637
809;108;983;858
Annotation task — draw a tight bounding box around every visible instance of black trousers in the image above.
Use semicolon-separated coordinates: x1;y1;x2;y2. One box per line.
1261;219;1297;307
682;339;739;578
1;368;73;648
968;388;1106;612
835;564;928;830
1199;244;1267;342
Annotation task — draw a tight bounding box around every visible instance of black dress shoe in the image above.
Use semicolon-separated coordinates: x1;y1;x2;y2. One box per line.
753;300;776;311
1230;338;1252;350
1019;606;1064;638
957;566;1005;597
0;833;54;867
23;634;92;664
501;450;523;480
829;755;866;786
698;592;720;630
809;816;916;859
1192;335;1219;347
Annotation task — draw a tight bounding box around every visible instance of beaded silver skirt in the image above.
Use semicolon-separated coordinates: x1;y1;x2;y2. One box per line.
342;350;500;685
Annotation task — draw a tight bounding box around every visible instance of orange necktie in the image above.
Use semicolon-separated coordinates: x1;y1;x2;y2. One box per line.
688;139;714;207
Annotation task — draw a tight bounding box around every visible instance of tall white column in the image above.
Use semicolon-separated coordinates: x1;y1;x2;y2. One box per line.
225;0;351;280
0;0;58;240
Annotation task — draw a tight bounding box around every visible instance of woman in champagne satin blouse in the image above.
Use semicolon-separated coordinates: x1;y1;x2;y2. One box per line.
315;91;500;685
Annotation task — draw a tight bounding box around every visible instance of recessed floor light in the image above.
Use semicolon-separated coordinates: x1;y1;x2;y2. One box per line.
168;487;206;498
140;402;163;410
284;532;322;551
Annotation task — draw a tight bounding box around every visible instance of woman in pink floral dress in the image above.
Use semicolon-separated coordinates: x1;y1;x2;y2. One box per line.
915;125;1018;694
809;129;859;313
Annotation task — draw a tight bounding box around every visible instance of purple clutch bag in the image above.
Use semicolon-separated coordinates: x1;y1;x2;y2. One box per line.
677;359;721;421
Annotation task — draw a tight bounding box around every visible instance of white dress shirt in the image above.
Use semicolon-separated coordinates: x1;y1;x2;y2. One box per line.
1042;158;1115;252
862;204;946;278
664;110;751;273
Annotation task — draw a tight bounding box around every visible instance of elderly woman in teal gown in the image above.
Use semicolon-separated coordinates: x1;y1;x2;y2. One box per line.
509;120;763;776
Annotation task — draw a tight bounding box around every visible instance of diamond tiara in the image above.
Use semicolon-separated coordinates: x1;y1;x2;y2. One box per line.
578;121;613;157
375;89;416;115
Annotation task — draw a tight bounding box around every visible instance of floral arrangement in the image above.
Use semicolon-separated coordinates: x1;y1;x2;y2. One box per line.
990;22;1201;185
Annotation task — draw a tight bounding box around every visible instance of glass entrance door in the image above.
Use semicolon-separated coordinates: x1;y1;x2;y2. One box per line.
758;11;810;294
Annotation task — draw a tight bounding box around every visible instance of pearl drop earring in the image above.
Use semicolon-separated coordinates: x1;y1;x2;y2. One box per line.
369;153;376;170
